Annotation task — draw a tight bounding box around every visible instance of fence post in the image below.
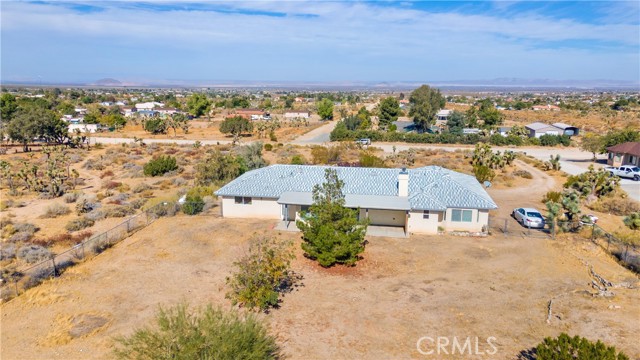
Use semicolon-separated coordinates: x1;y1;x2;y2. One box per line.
14;279;19;296
51;257;57;277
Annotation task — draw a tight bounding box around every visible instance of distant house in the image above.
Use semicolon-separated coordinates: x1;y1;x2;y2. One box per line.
525;122;562;138
607;142;640;167
122;107;137;117
100;101;113;107
137;110;158;118
462;128;481;135
156;107;179;116
497;127;512;137
233;109;266;120
532;105;560;111
284;111;310;119
214;165;498;236
135;102;164;110
68;124;99;133
436;109;453;121
552;123;579;136
74;107;87;115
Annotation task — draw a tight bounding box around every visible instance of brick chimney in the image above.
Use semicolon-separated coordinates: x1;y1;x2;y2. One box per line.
398;168;408;197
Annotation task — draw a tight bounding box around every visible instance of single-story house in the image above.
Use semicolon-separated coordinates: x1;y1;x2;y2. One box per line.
284;111;311;119
68;124;99;133
462;128;481;135
552;123;579;136
525;122;562;138
122;107;137;117
137;110;158;118
607;142;640;167
135;102;164;110
214;165;498;236
532;105;560;111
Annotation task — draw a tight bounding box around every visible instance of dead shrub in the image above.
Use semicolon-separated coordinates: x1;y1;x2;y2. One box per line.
65;217;95;232
17;245;51;264
589;197;640;216
41;203;72;218
133;182;152;193
33;230;93;247
103;180;122;190
104;205;135;218
100;170;115;179
63;192;81;203
512;169;533;179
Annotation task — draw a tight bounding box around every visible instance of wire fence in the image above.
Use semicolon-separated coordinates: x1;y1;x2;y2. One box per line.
489;216;639;274
1;201;216;302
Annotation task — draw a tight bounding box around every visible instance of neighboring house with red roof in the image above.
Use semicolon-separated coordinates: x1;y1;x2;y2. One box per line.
607;142;640;167
532;104;560;111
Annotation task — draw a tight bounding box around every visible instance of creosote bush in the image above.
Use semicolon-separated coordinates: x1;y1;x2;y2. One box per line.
534;333;628;360
41;203;72;218
65;217;95;232
113;303;281;360
226;236;296;312
143;156;178;177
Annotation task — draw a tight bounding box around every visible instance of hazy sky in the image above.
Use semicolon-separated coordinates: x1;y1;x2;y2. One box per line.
1;1;639;83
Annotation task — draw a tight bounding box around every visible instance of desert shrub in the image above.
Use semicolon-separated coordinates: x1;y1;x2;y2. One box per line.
85;209;107;221
83;158;105;171
186;186;216;199
17;245;52;264
76;198;101;215
290;154;306;165
41;203;71;218
359;152;386;168
65;217;95;232
534;333;628;360
195;150;246;185
33;231;93;247
9;232;35;242
0;243;16;260
226;236;296;311
100;170;115;179
63;192;81;203
147;201;179;217
264;143;273;151
133;182;152;193
172;177;187;186
113;303;281;360
473;164;495;183
143;156;178;177
104;205;135;218
512;169;533;179
589;197;640;216
129;198;147;210
542;191;563;204
202;196;216;211
103;180;122;190
7;222;39;242
182;195;205;215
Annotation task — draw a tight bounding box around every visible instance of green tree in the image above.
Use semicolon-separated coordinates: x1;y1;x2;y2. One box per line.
226;236;296;311
296;169;368;267
317;98;334;120
143;118;167;134
57;102;75;116
186;93;212;118
535;333;628;360
114;304;281;360
564;165;620;201
446;110;466;134
580;133;604;161
236;142;268;171
378;97;401;129
600;128;640;153
101;113;127;130
477;99;503;127
356;106;372;129
7;107;67;151
143;156;178;176
195;150;246;185
220;116;254;145
1;93;18;121
409;85;445;131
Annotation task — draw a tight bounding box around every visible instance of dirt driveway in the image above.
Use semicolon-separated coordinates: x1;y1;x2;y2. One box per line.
1;214;638;360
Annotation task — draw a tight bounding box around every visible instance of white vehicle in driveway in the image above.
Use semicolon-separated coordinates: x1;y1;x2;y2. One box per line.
512;207;546;229
605;165;640;181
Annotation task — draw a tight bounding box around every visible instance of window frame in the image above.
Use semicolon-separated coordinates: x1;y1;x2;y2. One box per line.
234;196;252;205
451;209;473;223
423;210;430;219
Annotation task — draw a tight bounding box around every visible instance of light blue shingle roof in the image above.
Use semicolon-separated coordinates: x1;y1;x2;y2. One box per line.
215;165;497;211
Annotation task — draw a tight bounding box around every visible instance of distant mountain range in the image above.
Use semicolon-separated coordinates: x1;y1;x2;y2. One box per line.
3;77;638;90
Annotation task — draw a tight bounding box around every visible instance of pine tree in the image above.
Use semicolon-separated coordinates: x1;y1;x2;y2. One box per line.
296;169;368;267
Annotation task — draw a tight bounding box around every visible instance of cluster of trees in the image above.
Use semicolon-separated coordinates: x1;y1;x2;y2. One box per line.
580;128;640;160
220;116;254;145
142;113;189;136
409;85;446;131
195;143;267;186
470;143;516;182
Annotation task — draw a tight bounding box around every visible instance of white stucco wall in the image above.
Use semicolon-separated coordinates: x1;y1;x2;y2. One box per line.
407;210;443;234
368;209;406;226
220;196;281;219
442;208;489;232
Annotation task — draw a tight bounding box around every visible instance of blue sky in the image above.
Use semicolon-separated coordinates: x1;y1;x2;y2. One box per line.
1;1;639;84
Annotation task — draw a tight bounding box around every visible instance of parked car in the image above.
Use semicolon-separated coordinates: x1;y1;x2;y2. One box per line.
605;165;640;181
356;138;371;145
512;207;546;229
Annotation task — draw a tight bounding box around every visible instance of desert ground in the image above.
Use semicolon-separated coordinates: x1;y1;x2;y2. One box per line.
1;153;638;359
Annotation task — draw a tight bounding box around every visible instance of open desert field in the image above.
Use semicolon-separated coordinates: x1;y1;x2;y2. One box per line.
1;213;638;359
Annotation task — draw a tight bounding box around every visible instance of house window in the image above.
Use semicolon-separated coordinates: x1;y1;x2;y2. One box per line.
423;210;430;219
630;155;637;164
451;209;473;222
234;196;252;205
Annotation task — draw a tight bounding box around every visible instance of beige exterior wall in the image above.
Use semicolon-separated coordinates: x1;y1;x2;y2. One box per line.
367;209;406;226
220;196;281;219
443;208;489;232
407;210;443;234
